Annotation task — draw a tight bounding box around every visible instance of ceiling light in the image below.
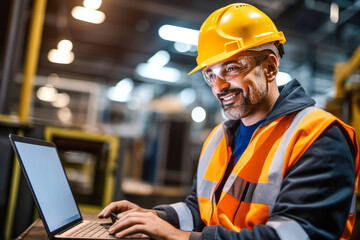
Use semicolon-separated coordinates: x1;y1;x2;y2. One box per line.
147;50;170;68
107;78;134;102
191;106;206;123
48;49;75;64
71;6;105;24
137;50;181;82
57;39;73;52
48;40;75;64
52;92;70;108
115;78;134;94
135;63;181;83
158;24;199;45
174;42;192;53
36;84;58;102
83;0;102;10
107;87;131;102
330;2;339;24
57;107;73;122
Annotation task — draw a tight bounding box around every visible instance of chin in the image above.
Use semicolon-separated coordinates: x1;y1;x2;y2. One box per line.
224;111;242;120
224;106;250;120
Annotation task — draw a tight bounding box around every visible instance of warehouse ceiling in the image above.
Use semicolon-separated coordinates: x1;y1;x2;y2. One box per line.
4;0;360;105
35;0;360;87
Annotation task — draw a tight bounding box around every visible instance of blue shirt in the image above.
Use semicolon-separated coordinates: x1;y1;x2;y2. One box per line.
232;119;265;166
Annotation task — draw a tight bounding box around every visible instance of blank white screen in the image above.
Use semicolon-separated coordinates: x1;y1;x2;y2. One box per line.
15;141;81;232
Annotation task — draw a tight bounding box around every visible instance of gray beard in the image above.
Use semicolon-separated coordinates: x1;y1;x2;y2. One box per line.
223;92;262;120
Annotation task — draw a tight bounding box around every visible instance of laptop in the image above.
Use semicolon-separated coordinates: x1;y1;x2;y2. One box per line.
9;134;147;240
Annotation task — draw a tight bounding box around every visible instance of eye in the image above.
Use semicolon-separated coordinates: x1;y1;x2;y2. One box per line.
207;72;213;77
225;63;248;75
225;64;245;75
208;72;216;80
203;71;216;85
225;65;239;72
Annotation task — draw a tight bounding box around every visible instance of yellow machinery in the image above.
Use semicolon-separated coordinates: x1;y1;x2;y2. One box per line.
326;45;360;240
326;44;360;144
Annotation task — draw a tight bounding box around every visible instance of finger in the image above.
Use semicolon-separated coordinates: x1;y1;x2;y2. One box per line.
109;212;147;234
98;201;123;218
117;207;141;220
114;225;146;239
100;200;137;218
113;213;165;239
116;206;156;220
98;205;114;218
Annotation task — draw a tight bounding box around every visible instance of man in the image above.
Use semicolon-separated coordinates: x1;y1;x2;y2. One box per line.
98;3;360;239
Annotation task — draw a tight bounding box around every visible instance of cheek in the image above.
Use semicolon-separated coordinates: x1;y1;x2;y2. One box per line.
247;68;265;90
226;77;248;91
230;69;259;89
232;77;254;96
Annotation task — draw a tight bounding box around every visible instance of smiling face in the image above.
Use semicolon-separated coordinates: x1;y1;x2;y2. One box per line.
203;51;280;125
217;65;267;120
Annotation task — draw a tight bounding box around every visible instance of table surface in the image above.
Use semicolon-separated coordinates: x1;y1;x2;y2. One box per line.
16;212;111;240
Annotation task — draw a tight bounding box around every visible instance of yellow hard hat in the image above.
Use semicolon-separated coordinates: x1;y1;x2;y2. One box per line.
189;3;286;75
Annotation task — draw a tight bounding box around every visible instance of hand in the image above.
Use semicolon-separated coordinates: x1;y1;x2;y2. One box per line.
98;200;157;220
108;211;191;240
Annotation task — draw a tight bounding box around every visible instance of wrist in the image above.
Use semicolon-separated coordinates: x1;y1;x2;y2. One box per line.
151;209;158;216
174;230;191;240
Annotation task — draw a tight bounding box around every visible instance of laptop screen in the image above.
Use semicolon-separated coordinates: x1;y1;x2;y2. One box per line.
14;140;81;232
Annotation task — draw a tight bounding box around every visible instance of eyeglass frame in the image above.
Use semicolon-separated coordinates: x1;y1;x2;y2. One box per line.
201;53;269;87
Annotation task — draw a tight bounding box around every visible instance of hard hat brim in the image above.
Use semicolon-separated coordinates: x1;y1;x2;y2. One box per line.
188;37;286;75
188;50;240;75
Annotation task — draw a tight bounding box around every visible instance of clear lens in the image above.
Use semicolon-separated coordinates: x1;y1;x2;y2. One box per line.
202;54;268;86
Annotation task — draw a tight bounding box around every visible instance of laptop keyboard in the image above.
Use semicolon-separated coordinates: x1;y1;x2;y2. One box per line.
65;221;115;238
64;221;146;239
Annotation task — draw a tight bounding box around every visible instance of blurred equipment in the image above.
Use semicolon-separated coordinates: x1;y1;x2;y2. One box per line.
325;45;360;240
142;112;192;187
325;44;360;144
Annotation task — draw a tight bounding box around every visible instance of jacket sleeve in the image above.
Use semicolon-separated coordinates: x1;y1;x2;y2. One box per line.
153;172;206;232
200;123;356;240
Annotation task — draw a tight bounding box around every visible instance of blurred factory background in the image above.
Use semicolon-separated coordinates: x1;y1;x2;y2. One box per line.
0;0;360;239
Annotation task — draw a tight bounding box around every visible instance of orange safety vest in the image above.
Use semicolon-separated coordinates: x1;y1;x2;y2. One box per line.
197;107;359;239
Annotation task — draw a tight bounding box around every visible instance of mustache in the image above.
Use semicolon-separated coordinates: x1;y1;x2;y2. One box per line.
217;88;243;99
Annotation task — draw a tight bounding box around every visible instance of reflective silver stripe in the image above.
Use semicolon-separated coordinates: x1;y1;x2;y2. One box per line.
223;172;248;200
249;107;318;214
249;182;278;206
350;192;357;214
170;202;194;231
266;215;310;240
198;125;225;177
197;124;225;200
243;182;256;202
197;178;216;199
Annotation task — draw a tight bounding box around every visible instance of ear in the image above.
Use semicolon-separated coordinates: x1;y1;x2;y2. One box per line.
264;54;278;83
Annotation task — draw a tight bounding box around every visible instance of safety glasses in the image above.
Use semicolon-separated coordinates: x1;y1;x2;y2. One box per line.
202;54;268;87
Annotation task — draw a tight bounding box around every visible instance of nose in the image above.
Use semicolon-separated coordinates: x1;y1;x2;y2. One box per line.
211;76;229;94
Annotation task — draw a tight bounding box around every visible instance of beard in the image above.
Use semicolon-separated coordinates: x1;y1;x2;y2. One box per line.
221;67;268;120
